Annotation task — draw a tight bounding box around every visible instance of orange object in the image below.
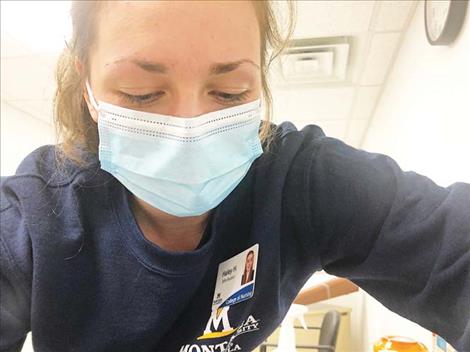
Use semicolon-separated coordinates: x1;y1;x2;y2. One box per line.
373;336;429;352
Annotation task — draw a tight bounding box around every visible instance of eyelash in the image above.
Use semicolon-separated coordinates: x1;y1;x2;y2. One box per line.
209;91;249;103
119;92;163;105
119;90;250;105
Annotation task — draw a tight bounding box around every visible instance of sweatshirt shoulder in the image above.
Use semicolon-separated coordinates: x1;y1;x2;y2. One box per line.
261;122;318;156
14;145;99;185
272;121;390;166
1;145;111;261
272;121;326;144
260;121;343;169
1;145;103;212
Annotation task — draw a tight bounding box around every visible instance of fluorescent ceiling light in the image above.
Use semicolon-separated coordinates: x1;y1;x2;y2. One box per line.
1;1;72;54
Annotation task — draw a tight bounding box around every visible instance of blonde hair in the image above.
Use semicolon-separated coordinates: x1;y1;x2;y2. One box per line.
53;1;296;162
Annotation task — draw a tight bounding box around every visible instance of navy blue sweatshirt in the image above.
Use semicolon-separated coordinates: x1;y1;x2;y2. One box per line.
1;123;469;352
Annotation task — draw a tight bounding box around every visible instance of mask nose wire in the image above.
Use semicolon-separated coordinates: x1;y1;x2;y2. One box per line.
85;80;100;113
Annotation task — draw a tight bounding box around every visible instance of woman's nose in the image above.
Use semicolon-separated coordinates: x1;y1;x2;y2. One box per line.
168;92;210;118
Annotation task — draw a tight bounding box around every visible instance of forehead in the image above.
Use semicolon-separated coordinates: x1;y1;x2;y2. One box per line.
92;1;260;73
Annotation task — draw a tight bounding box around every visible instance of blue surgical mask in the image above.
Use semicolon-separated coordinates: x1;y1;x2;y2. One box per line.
86;81;263;217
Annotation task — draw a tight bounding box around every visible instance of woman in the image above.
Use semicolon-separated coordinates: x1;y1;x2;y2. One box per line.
241;251;256;285
0;1;468;351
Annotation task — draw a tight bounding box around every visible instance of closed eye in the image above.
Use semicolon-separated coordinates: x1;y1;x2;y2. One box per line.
117;90;250;106
210;90;250;103
118;91;164;105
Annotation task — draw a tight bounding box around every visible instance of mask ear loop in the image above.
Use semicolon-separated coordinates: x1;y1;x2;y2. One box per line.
85;80;100;113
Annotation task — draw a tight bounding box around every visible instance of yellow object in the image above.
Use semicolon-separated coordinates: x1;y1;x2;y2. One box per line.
373;336;429;352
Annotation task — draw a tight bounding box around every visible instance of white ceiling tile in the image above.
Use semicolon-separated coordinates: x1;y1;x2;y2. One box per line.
1;1;71;55
6;99;53;124
3;99;53;125
1;56;56;100
294;1;375;38
345;119;370;142
294;119;348;140
37;53;62;71
372;1;416;32
345;138;363;149
271;86;354;123
352;86;381;119
359;32;402;85
0;32;33;58
348;33;370;84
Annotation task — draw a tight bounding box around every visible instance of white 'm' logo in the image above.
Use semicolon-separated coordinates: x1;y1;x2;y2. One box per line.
198;306;235;340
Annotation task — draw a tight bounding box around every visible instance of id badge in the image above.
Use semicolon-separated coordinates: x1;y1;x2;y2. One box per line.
212;244;259;310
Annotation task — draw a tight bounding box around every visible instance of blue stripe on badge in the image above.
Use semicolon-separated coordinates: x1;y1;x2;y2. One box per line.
219;283;255;308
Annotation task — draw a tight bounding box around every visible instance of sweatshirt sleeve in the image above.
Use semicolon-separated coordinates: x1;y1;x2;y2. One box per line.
287;131;470;351
0;181;32;352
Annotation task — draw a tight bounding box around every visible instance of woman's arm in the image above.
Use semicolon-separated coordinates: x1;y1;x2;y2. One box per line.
293;278;358;305
284;128;470;350
0;182;32;352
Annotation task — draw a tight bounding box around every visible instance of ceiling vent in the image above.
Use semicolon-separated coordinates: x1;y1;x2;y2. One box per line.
273;36;351;85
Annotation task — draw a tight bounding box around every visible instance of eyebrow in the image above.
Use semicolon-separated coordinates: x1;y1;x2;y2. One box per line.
209;59;260;75
110;58;260;74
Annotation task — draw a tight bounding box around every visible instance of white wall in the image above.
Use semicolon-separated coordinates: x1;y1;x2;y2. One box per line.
363;1;470;186
361;1;470;350
0;101;55;176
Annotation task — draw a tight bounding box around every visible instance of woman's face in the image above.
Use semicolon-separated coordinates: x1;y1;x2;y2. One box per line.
245;252;254;272
85;0;262;121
